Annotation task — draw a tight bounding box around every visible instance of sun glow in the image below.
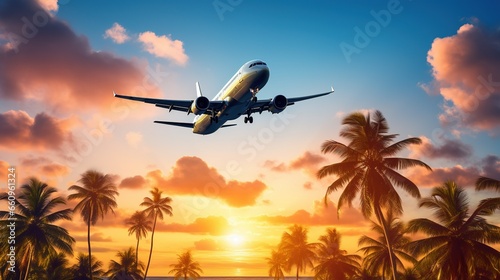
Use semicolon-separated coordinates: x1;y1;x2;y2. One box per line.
226;233;245;246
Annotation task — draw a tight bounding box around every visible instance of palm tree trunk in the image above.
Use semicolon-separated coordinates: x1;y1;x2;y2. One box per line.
88;220;92;280
135;237;140;271
143;214;157;280
296;266;299;280
23;246;32;280
375;206;397;280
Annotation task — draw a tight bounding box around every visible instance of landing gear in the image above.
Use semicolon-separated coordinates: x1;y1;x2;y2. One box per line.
210;111;219;124
244;116;253;124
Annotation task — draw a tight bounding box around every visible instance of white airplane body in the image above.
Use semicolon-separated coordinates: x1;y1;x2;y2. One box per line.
114;60;333;135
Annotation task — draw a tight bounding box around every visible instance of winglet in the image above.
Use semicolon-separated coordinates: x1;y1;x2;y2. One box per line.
331;84;335;93
113;90;117;97
196;82;203;97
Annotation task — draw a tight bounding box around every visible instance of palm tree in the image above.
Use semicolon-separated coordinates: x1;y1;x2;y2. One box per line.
267;249;287;280
358;212;415;278
141;187;173;279
313;228;361;280
70;253;104;280
126;211;152;270
68;170;118;279
279;224;317;280
406;181;500;279
476;176;500;192
44;252;73;280
0;178;74;279
106;247;144;280
317;110;431;280
169;250;203;280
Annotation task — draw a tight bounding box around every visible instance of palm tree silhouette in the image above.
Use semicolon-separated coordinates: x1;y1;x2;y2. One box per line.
313;228;361;280
317;110;430;279
169;250;203;280
0;178;74;279
141;187;173;279
68;170;118;279
44;252;73;280
106;247;144;280
358;212;415;278
126;211;152;271
70;253;104;280
279;224;317;280
407;181;500;279
267;249;287;280
476;176;500;192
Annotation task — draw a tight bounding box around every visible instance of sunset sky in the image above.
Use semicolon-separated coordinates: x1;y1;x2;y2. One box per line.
1;0;500;276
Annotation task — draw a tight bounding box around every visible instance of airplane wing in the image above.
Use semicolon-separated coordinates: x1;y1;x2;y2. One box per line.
247;87;334;114
113;92;225;115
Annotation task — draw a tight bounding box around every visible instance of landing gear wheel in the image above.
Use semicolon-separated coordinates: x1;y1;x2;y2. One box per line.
249;116;253;123
244;117;248;124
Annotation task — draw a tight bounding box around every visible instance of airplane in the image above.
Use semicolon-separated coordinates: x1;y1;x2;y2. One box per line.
114;59;333;135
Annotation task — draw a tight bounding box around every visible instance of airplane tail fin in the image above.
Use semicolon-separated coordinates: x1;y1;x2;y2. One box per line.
196;82;203;97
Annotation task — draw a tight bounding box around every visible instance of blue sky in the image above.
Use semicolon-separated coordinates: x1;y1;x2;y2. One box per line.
1;0;500;276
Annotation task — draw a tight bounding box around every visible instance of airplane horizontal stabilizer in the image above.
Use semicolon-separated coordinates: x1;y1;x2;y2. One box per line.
154;121;194;128
221;123;237;128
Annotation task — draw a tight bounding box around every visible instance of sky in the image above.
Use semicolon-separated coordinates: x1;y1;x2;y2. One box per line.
1;0;500;276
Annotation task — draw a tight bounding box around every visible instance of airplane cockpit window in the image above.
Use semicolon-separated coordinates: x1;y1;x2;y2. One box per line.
249;62;267;68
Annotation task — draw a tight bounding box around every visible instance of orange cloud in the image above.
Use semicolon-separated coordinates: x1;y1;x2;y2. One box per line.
156;216;230;236
104;22;130;44
194;238;222;251
74;232;113;243
147;156;267;207
119;175;147;189
0;0;160;114
0;110;76;151
264;151;326;176
425;23;500;131
138;31;188;65
0;160;9;179
256;199;367;227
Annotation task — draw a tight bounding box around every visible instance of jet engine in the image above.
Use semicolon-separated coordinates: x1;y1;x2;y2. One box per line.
190;96;210;115
269;95;288;113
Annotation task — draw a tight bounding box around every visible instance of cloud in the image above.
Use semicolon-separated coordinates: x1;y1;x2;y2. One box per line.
74;232;113;242
409;136;473;160
407;155;499;188
147;156;267;207
35;0;58;12
264;151;326;176
0;110;76;151
119;175;146;189
138;31;188;65
104;22;130;44
125;131;143;147
0;0;160;114
425;23;500;131
256;199;367;227
20;156;70;177
194;238;222;251
303;182;313;190
157;216;230;236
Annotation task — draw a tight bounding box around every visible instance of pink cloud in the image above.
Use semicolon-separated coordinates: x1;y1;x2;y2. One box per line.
0;110;76;151
0;0;160;114
264;151;326;176
425;23;500;131
104;22;130;44
20;156;70;177
146;156;267;207
409;136;472;160
138;31;188;65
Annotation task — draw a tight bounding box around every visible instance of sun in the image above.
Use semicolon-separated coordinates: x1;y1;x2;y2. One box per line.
226;233;245;246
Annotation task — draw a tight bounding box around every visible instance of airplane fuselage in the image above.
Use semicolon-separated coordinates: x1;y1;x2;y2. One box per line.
193;60;270;134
